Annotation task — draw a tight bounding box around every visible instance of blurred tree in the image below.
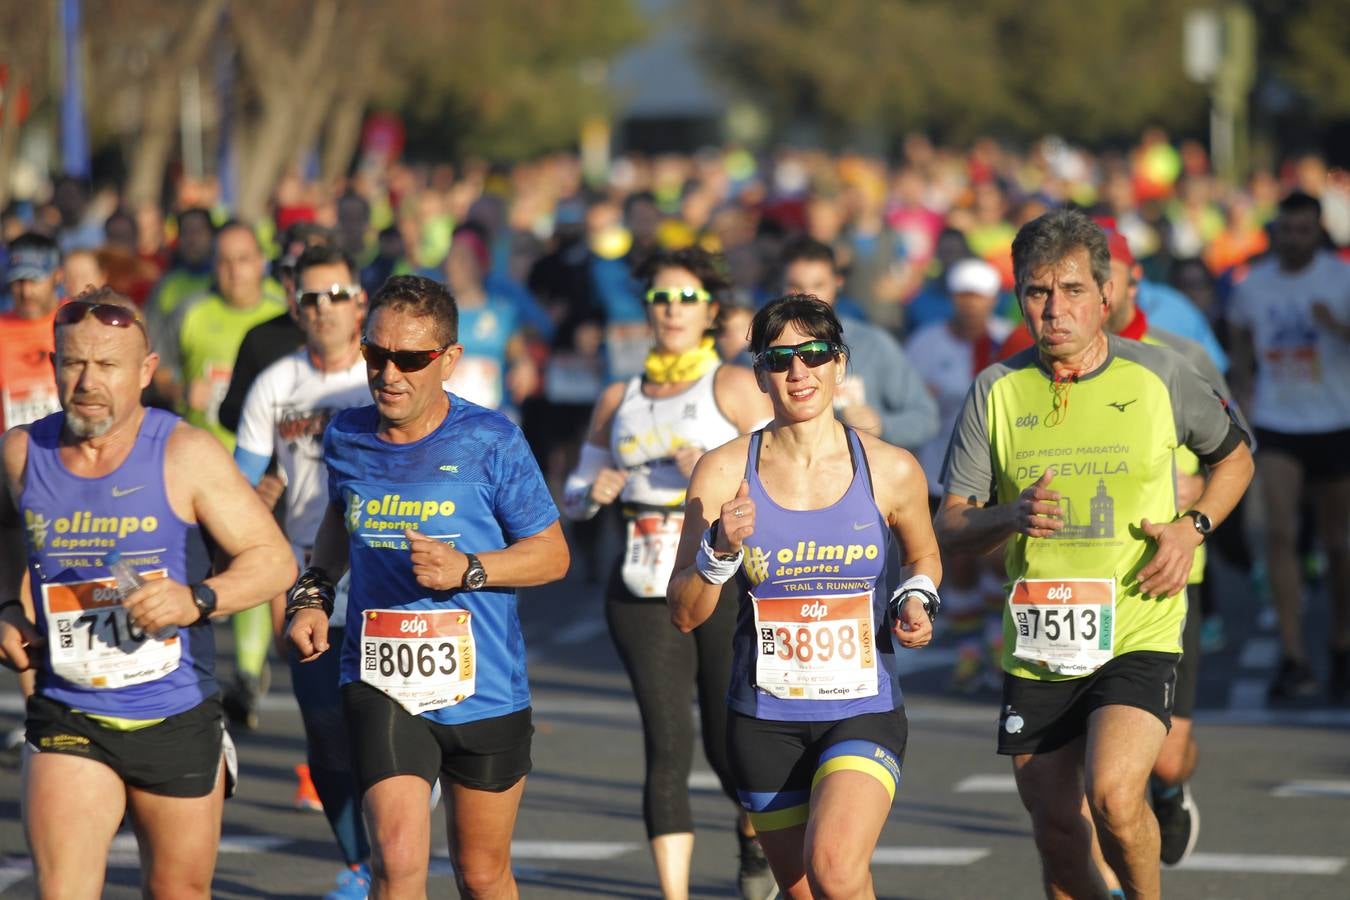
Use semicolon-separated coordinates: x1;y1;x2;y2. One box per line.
692;0;1208;145
85;0;227;209
1268;0;1350;120
0;0;55;209
379;0;643;162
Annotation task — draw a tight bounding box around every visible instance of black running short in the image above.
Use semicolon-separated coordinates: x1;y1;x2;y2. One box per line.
25;693;225;798
727;708;908;832
996;651;1179;756
341;681;532;794
1254;426;1350;483
1172;587;1202;720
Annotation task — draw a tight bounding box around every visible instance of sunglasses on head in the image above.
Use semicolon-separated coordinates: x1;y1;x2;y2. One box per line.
753;339;841;373
295;284;360;308
360;340;451;373
54;301;147;336
645;287;711;306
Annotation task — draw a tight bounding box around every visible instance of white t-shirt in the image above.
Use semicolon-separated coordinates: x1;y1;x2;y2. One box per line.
236;350;370;553
1229;252;1350;433
905;319;1012;495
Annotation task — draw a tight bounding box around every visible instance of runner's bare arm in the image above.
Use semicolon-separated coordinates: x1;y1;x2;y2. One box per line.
864;436;942;589
308;500;352;581
1136;440;1253;597
404;519;570;591
139;424;296;624
667;438;749;632
936;468;1064;555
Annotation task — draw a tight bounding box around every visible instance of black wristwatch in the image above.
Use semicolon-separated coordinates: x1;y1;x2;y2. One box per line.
189;582;218;624
461;553;487;591
1183;509;1213;540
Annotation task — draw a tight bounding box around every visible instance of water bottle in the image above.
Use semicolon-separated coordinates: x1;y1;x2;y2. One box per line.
105;552;177;640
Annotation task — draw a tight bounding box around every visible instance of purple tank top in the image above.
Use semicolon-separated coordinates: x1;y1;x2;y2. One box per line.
728;427;904;721
21;408;215;718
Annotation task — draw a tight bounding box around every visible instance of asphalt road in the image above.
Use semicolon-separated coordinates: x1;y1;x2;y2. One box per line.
1;540;1347;899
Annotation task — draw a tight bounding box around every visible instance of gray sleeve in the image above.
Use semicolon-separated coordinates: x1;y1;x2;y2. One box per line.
940;378;996;503
151;297;193;382
847;325;939;449
1168;351;1243;461
1152;330;1253;454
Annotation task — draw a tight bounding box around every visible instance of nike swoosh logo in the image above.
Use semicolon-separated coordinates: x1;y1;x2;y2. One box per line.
852;521;877;531
111;485;146;498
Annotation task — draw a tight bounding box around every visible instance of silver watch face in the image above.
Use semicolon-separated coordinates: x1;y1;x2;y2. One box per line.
464;560;487;590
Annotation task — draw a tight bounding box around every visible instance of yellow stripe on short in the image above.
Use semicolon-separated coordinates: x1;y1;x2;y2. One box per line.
811;755;897;801
82;712;166;732
748;803;810;832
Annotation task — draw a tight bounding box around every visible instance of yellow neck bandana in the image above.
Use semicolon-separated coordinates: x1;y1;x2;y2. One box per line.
644;336;720;384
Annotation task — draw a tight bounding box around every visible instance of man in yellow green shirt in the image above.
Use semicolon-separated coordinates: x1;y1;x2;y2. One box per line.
936;209;1253;899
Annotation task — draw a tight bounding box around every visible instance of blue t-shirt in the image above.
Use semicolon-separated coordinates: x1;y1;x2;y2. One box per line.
324;394;558;724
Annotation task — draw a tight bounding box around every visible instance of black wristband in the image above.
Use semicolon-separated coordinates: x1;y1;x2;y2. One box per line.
0;599;23;617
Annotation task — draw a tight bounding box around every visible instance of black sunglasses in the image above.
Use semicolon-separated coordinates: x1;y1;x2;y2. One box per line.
753;339;841;373
360;340;451;373
296;284;360;308
54;301;148;337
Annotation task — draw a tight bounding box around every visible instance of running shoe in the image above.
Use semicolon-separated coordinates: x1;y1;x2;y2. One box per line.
324;862;371;899
1153;781;1199;866
1267;657;1318;702
738;831;778;900
294;763;323;812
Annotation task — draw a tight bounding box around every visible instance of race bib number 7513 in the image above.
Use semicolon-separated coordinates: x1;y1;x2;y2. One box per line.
1009;578;1115;675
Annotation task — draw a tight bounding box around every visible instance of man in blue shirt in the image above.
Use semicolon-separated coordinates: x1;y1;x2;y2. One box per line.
286;275;569;898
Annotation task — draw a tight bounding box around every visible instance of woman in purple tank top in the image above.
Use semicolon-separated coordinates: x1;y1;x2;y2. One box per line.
669;295;943;900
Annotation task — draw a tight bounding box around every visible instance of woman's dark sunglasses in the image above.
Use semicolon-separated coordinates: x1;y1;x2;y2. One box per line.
645;288;711;305
360;340;451;373
295;284;360;308
54;301;147;337
753;340;840;373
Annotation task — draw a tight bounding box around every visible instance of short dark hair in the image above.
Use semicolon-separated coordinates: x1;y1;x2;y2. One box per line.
748;293;848;359
637;246;730;293
8;231;60;258
780;236;838;273
1278;190;1322;220
295;243;357;284
368;275;458;345
1011;208;1111;300
176;207;215;234
214;219;259;251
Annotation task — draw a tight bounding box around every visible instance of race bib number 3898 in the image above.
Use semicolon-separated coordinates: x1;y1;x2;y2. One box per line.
1010;578;1115;675
360;609;476;715
43;569;181;689
752;591;878;701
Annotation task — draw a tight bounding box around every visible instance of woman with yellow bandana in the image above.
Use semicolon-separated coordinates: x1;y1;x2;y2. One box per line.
563;247;774;900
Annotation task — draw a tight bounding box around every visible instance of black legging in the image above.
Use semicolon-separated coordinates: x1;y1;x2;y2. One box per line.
605;567;740;838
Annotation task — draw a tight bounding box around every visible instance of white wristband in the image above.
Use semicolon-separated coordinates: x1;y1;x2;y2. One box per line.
696;527;744;584
889;574;940;619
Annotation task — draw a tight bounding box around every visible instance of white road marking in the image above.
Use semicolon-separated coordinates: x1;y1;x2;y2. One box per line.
1272;780;1350;799
1238;637;1280;669
1171;852;1346;875
872;847;990;865
954;774;1018;793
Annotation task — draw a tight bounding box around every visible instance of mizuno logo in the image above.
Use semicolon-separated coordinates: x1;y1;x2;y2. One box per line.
852;521;876;531
1107;400;1137;413
439;465;458;473
111;485;146;498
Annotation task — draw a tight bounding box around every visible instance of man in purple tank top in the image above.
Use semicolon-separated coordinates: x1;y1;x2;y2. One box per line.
0;287;296;898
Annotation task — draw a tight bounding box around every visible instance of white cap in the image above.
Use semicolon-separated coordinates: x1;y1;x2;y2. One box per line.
947;258;1002;297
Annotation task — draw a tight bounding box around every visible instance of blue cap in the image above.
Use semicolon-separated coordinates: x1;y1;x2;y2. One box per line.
7;245;60;283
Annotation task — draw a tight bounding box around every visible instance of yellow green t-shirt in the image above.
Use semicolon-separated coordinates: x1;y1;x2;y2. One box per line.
942;334;1243;681
176;292;287;448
